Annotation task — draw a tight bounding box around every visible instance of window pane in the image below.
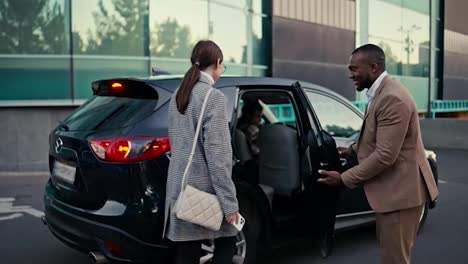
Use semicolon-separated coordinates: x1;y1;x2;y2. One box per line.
72;0;149;100
148;0;267;77
307;92;362;139
401;6;430;77
149;0;208;74
0;0;70;101
251;14;268;66
369;0;403;42
212;0;246;10
211;4;246;65
369;37;404;76
72;0;148;56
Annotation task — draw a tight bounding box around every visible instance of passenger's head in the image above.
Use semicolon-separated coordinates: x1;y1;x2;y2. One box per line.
241;98;262;125
176;40;224;114
348;44;386;92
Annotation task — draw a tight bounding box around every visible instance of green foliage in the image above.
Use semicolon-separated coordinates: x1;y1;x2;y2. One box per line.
0;0;67;54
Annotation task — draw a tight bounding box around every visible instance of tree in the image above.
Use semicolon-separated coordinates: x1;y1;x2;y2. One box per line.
80;0;148;56
0;0;66;54
378;41;402;75
151;18;192;58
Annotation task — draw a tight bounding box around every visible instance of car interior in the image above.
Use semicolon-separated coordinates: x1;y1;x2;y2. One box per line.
233;89;305;223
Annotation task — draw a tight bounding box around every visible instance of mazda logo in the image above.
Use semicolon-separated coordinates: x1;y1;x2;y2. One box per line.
55;138;63;153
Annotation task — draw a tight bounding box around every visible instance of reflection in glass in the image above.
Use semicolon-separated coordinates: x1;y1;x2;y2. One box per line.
0;0;68;54
149;0;208;59
149;0;267;76
0;0;70;101
368;0;430;78
72;0;150;99
72;0;149;56
369;0;403;42
306;92;362;139
369;37;403;76
150;18;193;59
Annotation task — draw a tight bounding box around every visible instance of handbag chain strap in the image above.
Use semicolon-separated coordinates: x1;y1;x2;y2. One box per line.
180;88;214;189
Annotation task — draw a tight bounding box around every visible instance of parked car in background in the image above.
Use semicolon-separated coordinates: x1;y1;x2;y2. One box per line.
43;76;438;264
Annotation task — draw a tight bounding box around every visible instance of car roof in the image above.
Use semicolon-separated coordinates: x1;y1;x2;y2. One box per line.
97;75;353;107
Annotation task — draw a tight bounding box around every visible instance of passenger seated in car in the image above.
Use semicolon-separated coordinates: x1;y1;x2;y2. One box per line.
235;98;263;185
237;98;263;158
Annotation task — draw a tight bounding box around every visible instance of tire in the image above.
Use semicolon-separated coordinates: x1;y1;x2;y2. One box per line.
237;191;262;264
200;230;248;264
427;157;439;186
418;157;438;233
199;190;262;264
417;200;429;234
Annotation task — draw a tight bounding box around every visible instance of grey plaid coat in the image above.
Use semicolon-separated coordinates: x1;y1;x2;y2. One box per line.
164;73;239;241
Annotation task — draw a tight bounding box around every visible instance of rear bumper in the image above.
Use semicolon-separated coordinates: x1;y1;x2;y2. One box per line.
44;191;170;264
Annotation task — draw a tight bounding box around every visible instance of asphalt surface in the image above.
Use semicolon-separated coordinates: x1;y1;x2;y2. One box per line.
0;148;467;264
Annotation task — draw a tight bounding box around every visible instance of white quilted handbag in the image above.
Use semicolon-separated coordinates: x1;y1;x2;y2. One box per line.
174;89;224;231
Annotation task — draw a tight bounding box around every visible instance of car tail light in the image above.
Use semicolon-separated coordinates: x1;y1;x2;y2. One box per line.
89;136;170;162
111;82;124;90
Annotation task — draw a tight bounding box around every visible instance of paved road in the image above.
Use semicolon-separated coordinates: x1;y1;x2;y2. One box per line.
1;148;467;264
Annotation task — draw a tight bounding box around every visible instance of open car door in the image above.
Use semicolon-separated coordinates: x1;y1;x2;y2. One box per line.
291;81;343;257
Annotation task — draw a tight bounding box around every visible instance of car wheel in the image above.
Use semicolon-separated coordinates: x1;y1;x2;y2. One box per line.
200;231;247;264
199;198;261;264
427;157;439;186
418;200;429;234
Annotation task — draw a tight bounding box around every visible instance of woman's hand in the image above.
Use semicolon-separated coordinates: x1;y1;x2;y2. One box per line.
225;211;240;225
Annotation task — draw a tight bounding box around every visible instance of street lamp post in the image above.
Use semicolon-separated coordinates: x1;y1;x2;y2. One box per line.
398;24;421;65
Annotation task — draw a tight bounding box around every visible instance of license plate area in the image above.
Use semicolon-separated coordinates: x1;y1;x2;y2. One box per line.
53;160;76;184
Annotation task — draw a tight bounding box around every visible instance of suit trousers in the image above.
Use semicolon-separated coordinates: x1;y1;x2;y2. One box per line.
173;236;236;264
375;204;424;264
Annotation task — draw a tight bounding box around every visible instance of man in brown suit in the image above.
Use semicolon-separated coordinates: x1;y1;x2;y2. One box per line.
318;44;439;264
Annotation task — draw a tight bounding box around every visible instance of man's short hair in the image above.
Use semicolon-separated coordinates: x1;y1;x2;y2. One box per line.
352;44;386;70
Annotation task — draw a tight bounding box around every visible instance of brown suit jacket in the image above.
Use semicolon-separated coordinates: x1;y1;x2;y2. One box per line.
342;75;439;213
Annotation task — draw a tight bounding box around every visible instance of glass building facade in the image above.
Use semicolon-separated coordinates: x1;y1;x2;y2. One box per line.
0;0;270;105
356;0;442;111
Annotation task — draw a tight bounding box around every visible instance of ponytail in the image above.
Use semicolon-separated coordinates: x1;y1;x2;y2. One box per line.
176;64;200;114
176;40;223;114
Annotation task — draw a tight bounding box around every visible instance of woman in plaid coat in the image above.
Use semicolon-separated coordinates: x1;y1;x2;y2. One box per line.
165;40;240;264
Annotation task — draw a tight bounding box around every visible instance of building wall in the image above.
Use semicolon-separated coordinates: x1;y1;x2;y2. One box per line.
271;0;357;100
0;107;75;172
0;0;270;106
0;0;271;173
444;0;468;99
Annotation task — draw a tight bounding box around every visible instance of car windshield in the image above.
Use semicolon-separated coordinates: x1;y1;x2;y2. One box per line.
62;96;158;131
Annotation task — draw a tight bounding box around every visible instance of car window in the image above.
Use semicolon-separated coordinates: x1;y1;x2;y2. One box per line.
63;96;158;131
306;91;362;139
238;91;298;128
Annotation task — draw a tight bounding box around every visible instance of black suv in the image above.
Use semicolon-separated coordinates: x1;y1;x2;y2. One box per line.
43;76;437;264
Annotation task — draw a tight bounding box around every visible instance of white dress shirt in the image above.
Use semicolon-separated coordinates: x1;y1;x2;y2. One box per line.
366;71;388;109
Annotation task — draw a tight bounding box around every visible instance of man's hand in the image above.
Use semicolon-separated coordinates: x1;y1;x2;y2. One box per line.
337;146;353;158
317;170;343;187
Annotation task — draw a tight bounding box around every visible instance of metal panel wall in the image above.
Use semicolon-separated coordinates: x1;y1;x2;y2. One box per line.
272;0;356;100
443;0;468;99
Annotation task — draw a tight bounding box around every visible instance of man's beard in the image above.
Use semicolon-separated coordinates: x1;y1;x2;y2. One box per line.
356;78;372;92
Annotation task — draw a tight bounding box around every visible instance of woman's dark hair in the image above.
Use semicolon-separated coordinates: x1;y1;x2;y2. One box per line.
176;40;223;114
242;98;262;117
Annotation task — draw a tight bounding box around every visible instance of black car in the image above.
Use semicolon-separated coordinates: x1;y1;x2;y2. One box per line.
43;76;438;264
